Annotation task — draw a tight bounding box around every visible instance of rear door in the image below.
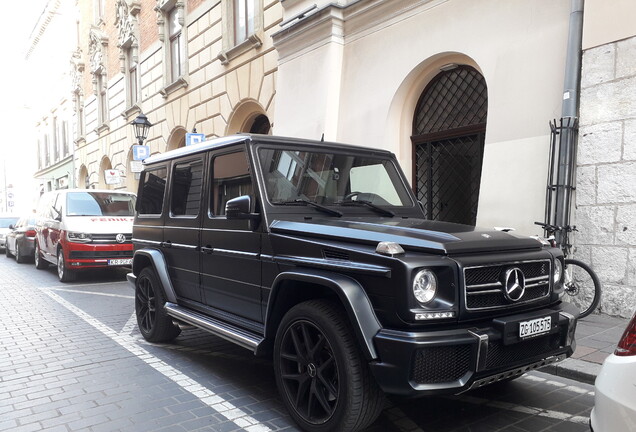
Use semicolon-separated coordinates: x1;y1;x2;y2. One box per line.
163;157;205;304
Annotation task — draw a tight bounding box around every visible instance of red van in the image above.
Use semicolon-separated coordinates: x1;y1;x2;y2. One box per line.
34;189;136;282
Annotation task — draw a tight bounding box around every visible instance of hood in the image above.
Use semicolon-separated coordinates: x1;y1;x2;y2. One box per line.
64;216;134;234
269;218;541;255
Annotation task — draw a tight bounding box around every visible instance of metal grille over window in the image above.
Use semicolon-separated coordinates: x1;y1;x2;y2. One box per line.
412;66;488;226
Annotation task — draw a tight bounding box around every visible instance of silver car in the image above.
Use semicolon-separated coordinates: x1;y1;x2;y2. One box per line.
0;215;19;252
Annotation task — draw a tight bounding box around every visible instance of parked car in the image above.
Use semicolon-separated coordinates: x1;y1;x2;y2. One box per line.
34;189;136;282
590;310;636;431
5;214;37;263
128;134;578;432
0;215;20;252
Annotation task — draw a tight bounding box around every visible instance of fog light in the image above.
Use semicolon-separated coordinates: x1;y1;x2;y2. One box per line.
415;311;455;320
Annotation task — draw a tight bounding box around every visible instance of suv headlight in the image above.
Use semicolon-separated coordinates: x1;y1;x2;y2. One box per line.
413;269;437;305
67;232;92;243
553;258;563;283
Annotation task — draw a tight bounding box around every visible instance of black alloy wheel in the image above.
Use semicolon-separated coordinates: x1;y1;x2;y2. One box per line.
57;249;76;282
274;300;384;432
34;242;48;269
15;242;24;263
135;267;180;343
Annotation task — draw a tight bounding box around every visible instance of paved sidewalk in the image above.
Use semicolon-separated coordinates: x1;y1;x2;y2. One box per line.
541;312;632;385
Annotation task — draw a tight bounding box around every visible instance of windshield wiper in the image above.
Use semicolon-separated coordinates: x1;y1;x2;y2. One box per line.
274;199;342;217
337;199;395;217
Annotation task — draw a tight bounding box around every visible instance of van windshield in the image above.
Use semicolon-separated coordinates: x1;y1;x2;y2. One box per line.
66;192;136;216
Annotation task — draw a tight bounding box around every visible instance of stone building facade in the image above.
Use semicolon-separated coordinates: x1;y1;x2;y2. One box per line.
575;0;636;317
71;0;281;192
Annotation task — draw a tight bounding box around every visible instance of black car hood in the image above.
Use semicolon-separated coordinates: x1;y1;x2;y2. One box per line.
269;218;541;255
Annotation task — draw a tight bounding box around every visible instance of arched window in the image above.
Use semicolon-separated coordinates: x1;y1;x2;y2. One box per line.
412;65;487;225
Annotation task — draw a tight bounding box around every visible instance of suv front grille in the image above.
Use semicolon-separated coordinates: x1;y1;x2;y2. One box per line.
464;259;551;311
411;345;471;384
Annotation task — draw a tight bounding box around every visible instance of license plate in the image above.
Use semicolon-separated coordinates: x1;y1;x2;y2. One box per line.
519;316;551;338
108;259;132;266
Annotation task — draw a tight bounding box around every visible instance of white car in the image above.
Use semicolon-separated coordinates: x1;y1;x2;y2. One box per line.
0;215;20;251
590;311;636;431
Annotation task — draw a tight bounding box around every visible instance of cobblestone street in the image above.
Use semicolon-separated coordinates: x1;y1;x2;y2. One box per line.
1;257;596;432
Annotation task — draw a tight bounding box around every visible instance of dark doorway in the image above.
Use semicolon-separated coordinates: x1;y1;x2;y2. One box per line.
249;114;271;134
412;65;487;225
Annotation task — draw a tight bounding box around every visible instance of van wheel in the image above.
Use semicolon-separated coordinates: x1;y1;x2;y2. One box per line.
57;249;76;282
274;300;384;432
135;267;181;342
34;243;48;269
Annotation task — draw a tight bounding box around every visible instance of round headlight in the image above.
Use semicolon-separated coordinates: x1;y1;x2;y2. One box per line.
553;259;563;283
413;269;437;304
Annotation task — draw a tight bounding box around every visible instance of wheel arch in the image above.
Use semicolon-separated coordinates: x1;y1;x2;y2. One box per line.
132;249;178;303
263;268;382;360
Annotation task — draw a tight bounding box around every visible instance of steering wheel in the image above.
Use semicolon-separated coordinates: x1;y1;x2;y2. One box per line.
343;191;362;201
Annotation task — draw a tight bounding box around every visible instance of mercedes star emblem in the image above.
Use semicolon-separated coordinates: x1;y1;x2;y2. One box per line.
503;267;526;302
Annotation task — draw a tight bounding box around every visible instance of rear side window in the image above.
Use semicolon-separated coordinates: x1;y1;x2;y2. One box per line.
170;160;204;216
138;167;167;215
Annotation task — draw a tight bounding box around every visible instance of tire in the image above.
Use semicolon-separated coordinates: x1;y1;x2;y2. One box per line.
15;242;25;264
135;267;181;343
274;300;385;432
34;242;48;270
57;249;77;282
563;259;602;319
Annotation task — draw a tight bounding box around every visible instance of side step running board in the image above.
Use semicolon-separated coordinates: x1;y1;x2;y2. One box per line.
164;302;263;352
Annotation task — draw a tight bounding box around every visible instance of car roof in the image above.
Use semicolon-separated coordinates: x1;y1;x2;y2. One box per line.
142;134;394;166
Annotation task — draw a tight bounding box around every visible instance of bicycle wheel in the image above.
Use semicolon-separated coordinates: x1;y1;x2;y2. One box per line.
562;259;602;319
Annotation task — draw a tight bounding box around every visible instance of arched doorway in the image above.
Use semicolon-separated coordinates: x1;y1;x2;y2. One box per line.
412;65;487;226
78;165;89;189
226;100;271;135
167;127;187;152
98;157;113;189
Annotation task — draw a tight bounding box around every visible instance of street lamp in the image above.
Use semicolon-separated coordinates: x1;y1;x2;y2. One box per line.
131;112;152;145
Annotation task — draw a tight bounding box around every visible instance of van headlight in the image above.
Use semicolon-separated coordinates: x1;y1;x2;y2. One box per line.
67;232;92;243
553;259;563;283
413;269;437;305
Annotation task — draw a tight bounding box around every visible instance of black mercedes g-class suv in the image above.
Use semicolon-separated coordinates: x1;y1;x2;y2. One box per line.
128;134;577;432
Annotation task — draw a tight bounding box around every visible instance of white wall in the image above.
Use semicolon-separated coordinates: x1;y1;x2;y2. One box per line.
274;0;570;235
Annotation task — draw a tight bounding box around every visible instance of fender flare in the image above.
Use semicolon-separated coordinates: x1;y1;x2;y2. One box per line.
132;249;177;304
265;268;382;360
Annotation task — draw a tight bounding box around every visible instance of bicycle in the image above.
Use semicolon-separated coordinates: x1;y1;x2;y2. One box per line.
534;222;601;318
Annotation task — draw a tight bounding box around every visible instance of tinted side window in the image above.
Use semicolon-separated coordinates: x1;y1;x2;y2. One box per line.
211;151;253;216
139;167;167;215
170;160;204;216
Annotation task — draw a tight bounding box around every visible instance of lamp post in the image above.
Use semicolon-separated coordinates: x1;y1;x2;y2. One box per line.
131;112;152;145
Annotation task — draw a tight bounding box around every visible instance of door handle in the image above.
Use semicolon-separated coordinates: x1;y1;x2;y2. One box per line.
201;246;214;254
161;241;172;248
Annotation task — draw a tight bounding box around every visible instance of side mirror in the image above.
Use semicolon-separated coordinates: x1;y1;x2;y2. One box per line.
8;224;15;230
51;207;62;221
226;195;260;228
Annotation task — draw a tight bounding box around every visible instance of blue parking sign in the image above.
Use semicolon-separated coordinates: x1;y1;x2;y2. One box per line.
133;145;150;160
186;133;206;146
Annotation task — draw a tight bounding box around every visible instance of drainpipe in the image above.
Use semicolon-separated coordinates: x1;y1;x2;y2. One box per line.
554;0;584;245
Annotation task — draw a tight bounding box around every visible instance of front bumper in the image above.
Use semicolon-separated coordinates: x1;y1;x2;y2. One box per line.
369;302;578;396
64;242;133;269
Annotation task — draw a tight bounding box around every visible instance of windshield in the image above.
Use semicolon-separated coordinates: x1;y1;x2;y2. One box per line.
0;217;19;228
258;148;413;207
66;192;137;216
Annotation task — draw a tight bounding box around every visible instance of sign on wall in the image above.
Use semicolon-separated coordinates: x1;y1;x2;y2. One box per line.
104;170;123;185
186;133;206;146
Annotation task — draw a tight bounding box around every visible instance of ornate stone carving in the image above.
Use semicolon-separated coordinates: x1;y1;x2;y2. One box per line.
89;27;108;74
116;0;140;48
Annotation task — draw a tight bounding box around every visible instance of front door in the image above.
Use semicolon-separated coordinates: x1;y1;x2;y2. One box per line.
200;146;262;322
